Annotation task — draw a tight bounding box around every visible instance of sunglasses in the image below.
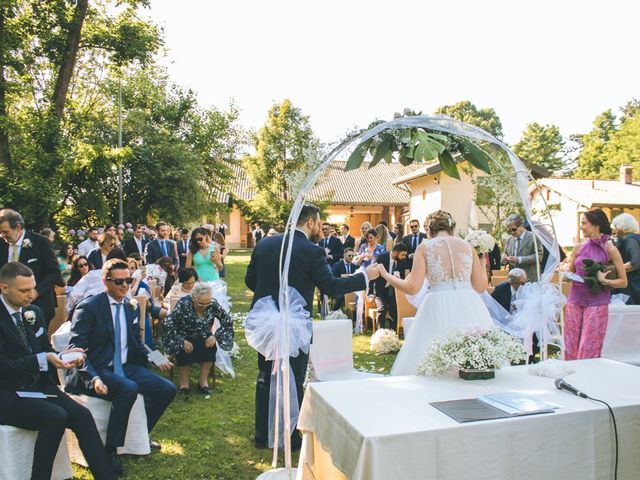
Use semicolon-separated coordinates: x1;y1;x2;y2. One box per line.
345;254;355;258
196;237;205;242
510;227;519;232
106;277;134;286
410;225;419;228
77;262;89;268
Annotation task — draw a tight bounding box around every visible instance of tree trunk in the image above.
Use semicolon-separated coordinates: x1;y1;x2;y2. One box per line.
0;4;11;168
51;0;88;122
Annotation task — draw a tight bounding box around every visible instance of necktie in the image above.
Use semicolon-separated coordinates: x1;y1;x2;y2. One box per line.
346;263;351;274
514;238;520;256
11;244;19;262
413;235;417;251
112;303;125;377
161;240;167;256
12;312;30;351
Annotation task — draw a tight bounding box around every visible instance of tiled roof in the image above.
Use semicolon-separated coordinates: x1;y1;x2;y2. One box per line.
533;178;640;207
216;160;423;206
306;161;423;205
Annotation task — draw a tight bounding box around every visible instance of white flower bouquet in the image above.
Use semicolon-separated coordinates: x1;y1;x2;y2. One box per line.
370;328;402;354
324;310;349;320
416;327;525;377
464;229;496;254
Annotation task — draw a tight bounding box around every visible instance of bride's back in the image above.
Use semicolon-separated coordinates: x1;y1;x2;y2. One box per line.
424;236;473;289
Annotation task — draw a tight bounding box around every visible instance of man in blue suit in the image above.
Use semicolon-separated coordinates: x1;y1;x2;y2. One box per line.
318;222;344;266
67;259;176;476
145;221;178;268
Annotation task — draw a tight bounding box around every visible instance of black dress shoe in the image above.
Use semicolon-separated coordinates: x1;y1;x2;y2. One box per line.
198;385;212;395
150;439;161;450
111;452;125;477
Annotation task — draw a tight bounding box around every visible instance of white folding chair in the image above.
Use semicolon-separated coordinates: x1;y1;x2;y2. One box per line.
0;425;72;480
309;319;382;382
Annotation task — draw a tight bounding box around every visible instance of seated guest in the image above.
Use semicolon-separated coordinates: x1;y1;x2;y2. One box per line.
612;213;640;305
491;268;527;313
156;256;176;297
68;255;92;287
162;283;234;396
169;268;199;299
127;257;167;348
331;247;358;310
87;232;117;270
67;259;176;476
0;262;115;480
373;243;408;331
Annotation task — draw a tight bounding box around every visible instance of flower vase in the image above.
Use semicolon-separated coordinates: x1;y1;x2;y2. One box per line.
458;367;495;380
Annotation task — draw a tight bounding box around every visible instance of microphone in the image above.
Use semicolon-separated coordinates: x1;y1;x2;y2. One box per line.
554;378;588;398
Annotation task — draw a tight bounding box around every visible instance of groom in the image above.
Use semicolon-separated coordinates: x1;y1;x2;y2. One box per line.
245;204;379;449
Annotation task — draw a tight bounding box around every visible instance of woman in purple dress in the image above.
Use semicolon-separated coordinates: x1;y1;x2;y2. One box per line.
565;209;627;359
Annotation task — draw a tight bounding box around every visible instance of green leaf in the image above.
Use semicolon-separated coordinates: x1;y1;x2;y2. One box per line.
459;139;492;174
369;137;392;168
439;150;460;179
345;138;373;171
398;151;414;166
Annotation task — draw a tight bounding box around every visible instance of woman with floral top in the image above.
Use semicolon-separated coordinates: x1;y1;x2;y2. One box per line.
163;283;234;395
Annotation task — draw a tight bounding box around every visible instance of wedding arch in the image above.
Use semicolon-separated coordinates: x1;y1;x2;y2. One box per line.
255;115;564;478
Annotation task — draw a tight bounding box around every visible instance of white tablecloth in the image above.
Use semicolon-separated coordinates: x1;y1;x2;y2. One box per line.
602;304;640;365
297;358;640;480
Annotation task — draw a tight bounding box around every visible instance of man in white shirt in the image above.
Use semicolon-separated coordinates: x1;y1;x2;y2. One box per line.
122;225;148;260
78;228;100;257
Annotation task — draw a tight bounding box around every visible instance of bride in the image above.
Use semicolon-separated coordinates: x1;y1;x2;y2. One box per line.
377;210;494;375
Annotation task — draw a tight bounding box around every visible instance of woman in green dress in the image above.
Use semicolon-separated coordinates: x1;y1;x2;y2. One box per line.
186;227;223;282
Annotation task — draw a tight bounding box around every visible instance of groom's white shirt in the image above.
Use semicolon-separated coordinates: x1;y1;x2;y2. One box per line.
294;228;368;284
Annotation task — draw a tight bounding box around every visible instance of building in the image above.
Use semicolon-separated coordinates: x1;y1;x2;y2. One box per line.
209;161;423;249
529;165;640;247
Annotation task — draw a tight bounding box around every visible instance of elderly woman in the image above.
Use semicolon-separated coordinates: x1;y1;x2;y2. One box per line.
612;213;640;305
163;283;234;395
565;209;627;359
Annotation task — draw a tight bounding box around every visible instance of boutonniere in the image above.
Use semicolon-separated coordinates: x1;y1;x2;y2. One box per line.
23;310;36;325
22;238;32;248
129;298;139;310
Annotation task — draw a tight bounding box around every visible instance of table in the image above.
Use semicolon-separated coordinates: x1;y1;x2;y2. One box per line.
602;304;640;365
296;358;640;480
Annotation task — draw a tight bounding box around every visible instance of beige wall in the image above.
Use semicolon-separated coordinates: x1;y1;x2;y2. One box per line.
406;169;481;237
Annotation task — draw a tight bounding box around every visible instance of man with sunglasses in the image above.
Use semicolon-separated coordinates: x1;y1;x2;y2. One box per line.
331;247;358;310
501;214;543;282
67;259;176;476
401;219;427;270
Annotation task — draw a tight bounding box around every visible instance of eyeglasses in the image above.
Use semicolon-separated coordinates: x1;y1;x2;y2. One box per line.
106;277;134;286
77;262;89;268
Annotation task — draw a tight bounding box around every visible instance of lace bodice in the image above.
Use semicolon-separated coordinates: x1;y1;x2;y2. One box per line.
424;236;473;290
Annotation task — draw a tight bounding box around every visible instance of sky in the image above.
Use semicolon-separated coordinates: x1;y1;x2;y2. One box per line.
145;0;639;146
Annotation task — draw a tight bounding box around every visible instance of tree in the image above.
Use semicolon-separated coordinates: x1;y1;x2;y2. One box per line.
599;113;640;178
0;0;161;227
241;99;319;228
513;123;566;175
573;110;617;178
435;100;503;139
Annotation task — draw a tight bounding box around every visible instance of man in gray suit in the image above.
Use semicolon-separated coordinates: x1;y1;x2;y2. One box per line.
501;214;543;282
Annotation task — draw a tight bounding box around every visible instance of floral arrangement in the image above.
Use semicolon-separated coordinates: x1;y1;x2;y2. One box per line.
464;229;496;254
416;327;525;376
23;310;36;325
370;328;402;354
323;310;349;320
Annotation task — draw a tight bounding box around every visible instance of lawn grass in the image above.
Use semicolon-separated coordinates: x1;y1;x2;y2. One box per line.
72;251;398;479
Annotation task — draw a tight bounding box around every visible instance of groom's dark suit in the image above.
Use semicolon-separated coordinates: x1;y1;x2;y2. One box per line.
245;230;368;446
0;232;62;324
0;301;114;480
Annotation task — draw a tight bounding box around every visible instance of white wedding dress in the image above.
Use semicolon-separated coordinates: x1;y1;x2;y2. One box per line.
390;236;494;376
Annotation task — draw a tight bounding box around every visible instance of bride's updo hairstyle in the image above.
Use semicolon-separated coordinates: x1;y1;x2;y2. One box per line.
426;210;456;236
